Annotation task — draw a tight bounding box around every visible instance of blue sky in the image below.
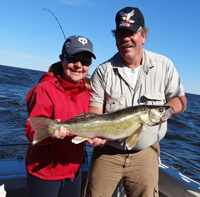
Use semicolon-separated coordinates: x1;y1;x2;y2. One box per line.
0;0;200;95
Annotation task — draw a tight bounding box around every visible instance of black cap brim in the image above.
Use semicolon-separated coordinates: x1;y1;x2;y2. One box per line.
116;24;140;33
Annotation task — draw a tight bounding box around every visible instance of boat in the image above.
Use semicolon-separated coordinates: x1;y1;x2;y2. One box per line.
0;143;200;197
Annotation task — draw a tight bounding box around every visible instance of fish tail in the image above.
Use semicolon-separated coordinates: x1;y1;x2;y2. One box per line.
28;117;54;145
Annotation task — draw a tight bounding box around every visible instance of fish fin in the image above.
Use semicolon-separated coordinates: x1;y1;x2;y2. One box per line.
72;136;90;144
64;112;96;122
125;126;143;150
119;138;126;142
28;117;54;145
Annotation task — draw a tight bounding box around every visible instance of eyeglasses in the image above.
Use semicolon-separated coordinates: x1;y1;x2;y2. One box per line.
116;29;141;38
63;53;92;66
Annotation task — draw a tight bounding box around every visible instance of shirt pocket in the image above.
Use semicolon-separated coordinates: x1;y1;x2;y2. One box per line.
105;94;126;112
140;92;166;105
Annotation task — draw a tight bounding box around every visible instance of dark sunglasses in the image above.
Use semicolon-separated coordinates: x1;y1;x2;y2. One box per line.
63;53;92;66
116;29;141;38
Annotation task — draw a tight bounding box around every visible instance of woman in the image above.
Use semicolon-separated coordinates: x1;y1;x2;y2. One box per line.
25;35;96;197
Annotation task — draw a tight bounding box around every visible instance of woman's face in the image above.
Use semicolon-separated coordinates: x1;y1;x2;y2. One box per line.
59;51;92;84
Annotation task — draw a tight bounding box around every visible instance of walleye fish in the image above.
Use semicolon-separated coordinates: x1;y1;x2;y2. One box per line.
29;105;174;150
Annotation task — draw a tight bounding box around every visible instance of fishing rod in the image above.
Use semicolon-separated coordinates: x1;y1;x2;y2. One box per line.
42;8;66;40
161;150;200;171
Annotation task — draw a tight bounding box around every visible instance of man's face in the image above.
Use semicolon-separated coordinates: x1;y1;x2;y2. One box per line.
115;28;146;65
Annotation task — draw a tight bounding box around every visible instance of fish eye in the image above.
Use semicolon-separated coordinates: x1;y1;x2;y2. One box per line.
159;108;164;113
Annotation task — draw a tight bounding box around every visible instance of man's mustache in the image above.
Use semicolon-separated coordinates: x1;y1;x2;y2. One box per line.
120;41;135;48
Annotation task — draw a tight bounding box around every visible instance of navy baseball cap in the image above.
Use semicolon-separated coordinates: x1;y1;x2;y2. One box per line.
62;35;96;59
115;7;145;32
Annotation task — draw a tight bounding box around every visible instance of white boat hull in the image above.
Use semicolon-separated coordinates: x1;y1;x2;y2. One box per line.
0;155;200;197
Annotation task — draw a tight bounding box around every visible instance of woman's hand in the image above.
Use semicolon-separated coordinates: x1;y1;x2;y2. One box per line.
51;126;69;139
50;119;69;139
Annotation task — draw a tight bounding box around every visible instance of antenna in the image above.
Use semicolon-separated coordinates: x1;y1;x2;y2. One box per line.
42;8;66;40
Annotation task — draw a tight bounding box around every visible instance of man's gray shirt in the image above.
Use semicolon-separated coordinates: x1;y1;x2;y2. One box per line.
90;49;185;150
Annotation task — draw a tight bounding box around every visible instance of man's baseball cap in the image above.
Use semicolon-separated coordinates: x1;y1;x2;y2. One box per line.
115;7;145;32
62;35;96;59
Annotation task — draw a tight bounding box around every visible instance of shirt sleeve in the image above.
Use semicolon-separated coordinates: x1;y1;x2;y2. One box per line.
89;67;106;108
164;60;185;102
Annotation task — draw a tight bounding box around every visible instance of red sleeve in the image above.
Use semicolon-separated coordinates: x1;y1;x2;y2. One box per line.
25;85;57;145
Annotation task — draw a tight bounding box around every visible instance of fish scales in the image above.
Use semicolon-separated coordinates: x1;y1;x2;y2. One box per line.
62;113;141;140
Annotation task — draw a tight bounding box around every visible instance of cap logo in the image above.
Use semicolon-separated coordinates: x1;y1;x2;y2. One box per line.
78;37;88;45
119;9;135;27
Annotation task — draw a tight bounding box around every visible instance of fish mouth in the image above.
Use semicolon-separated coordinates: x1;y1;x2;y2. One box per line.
160;107;174;123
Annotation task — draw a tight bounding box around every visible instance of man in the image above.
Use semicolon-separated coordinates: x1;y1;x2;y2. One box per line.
84;7;187;197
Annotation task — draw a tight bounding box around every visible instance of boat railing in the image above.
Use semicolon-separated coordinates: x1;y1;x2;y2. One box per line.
0;143;29;159
0;143;29;146
0;143;199;171
0;142;90;163
161;150;200;171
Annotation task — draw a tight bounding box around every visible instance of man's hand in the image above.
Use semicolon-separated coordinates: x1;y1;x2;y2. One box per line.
166;95;187;115
87;137;107;148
